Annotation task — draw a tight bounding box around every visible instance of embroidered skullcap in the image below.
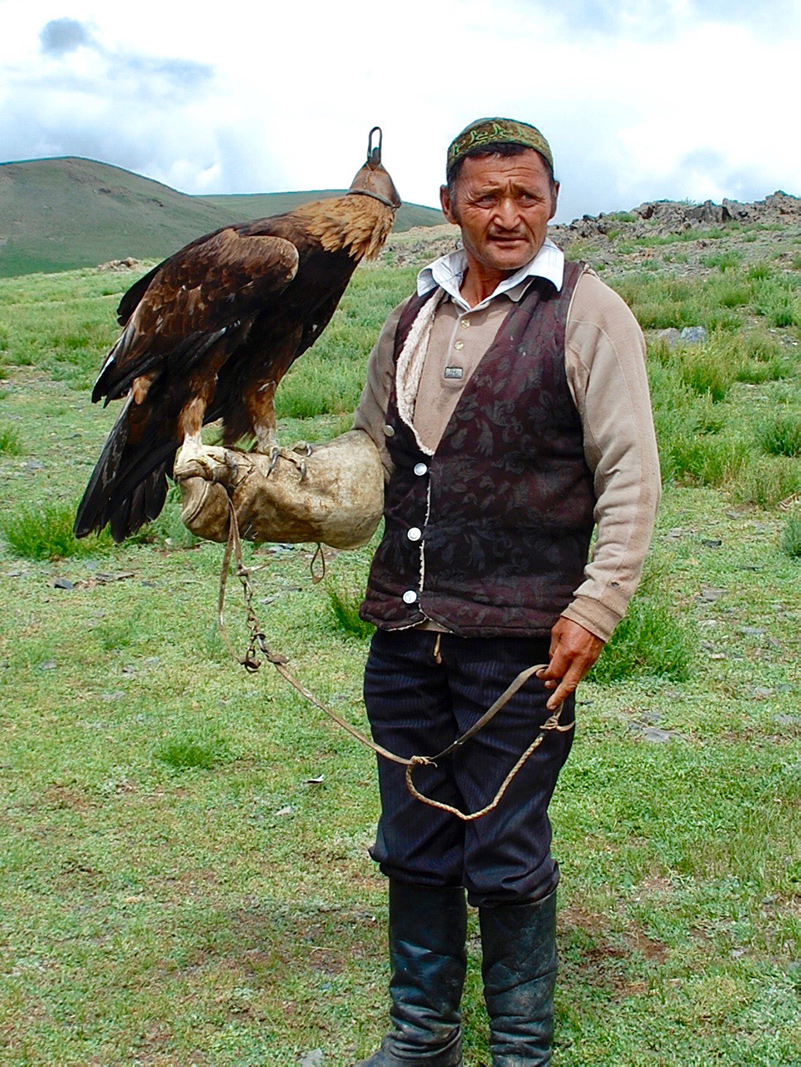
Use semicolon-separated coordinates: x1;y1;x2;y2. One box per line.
447;117;553;174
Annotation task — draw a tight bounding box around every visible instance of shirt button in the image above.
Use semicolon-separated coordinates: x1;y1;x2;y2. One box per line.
402;590;418;605
453;340;464;350
384;424;395;437
461;318;470;329
413;462;428;476
407;527;422;542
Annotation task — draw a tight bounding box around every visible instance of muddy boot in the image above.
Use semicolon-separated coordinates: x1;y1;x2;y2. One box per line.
479;891;558;1066
355;881;467;1065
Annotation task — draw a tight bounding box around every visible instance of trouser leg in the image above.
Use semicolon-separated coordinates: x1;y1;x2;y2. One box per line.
363;630;573;1064
355;881;466;1066
480;891;558;1066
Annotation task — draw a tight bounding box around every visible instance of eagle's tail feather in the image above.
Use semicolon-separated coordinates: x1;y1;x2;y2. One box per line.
74;399;178;542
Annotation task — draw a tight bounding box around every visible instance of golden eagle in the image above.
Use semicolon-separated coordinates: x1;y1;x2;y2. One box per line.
75;129;400;542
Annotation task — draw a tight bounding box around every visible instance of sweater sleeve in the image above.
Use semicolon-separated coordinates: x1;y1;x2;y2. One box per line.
561;270;661;642
351;298;409;477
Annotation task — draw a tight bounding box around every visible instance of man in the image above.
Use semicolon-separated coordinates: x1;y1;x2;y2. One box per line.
351;118;661;1065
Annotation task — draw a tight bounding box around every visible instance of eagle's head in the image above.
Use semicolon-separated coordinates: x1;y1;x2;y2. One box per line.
347;127;401;210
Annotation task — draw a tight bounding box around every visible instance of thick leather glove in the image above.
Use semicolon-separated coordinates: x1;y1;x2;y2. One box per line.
174;430;384;550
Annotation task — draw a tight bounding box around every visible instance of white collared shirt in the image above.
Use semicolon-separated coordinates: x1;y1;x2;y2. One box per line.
416;237;565;311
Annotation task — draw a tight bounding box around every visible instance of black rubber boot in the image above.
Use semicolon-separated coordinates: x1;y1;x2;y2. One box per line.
355;881;467;1066
479;891;558;1066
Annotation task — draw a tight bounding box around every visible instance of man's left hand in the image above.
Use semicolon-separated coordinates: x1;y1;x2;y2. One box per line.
536;617;605;711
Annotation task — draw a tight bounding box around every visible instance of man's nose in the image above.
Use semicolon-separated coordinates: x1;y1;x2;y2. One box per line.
494;196;521;229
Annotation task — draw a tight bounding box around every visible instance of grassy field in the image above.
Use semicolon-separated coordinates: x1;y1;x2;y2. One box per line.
0;218;799;1065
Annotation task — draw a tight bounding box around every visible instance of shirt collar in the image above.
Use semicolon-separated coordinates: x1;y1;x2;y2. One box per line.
417;237;564;312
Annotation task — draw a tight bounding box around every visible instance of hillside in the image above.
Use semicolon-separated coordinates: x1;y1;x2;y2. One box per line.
0;157;444;278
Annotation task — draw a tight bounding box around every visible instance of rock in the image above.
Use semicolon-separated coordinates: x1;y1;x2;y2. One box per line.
298;1051;324;1067
40;659;57;670
680;326;708;344
656;328;681;349
700;538;722;548
52;577;75;590
97;257;141;272
697;586;728;602
629;723;678;743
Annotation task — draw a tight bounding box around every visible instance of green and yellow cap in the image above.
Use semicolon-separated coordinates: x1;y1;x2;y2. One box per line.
447;117;553;174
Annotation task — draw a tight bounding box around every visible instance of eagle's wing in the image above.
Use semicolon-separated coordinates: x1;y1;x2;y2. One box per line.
93;228;300;403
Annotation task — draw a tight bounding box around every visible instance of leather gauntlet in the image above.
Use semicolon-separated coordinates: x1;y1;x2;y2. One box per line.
174;430;384;550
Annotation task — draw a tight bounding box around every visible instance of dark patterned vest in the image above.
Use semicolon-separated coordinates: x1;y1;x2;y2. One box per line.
360;260;595;638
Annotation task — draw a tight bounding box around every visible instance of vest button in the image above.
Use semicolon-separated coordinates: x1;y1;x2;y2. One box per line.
402;590;418;605
407;527;422;542
413;462;428;476
384;424;395;437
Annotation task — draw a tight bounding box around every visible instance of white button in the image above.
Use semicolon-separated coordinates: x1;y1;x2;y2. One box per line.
453;340;464;350
402;590;418;604
407;527;422;542
461;318;470;329
413;462;428;476
384;424;395;437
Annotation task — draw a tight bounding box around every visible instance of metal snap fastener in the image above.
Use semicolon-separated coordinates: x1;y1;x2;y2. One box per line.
402;590;418;605
384;424;395;437
413;462;428;476
407;527;422;542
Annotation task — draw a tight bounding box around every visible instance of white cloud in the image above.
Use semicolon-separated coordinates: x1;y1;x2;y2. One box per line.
0;0;798;220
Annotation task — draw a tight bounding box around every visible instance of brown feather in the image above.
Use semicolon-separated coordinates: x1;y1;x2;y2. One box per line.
76;173;397;542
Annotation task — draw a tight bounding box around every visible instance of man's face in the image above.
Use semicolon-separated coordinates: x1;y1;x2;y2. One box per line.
440;150;559;276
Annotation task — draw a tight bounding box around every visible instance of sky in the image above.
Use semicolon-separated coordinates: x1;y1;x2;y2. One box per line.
1;0;799;223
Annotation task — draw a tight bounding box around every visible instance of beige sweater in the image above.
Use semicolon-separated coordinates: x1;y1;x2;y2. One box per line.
353;267;661;642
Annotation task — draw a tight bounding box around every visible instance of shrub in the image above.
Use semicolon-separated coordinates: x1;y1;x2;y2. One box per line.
326;580;374;640
1;499;112;560
675;339;747;402
0;426;22;455
781;512;801;559
589;593;694;684
665;434;747;488
733;457;801;507
155;735;229;770
700;250;742;272
757;414;801;457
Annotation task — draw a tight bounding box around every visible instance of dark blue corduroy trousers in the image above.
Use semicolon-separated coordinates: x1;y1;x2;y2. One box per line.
364;628;575;907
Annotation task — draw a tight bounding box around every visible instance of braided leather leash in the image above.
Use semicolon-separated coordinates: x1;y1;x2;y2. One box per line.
217;497;573;822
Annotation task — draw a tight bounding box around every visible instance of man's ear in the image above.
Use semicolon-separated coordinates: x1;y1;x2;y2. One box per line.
550;181;560;221
440;184;459;225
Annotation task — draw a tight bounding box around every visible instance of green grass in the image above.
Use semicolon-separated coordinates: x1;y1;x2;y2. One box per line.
589;565;695;683
781;511;801;558
1;499;113;560
758;413;801;457
0;223;799;1066
155;734;231;770
325;578;375;640
0;425;23;454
